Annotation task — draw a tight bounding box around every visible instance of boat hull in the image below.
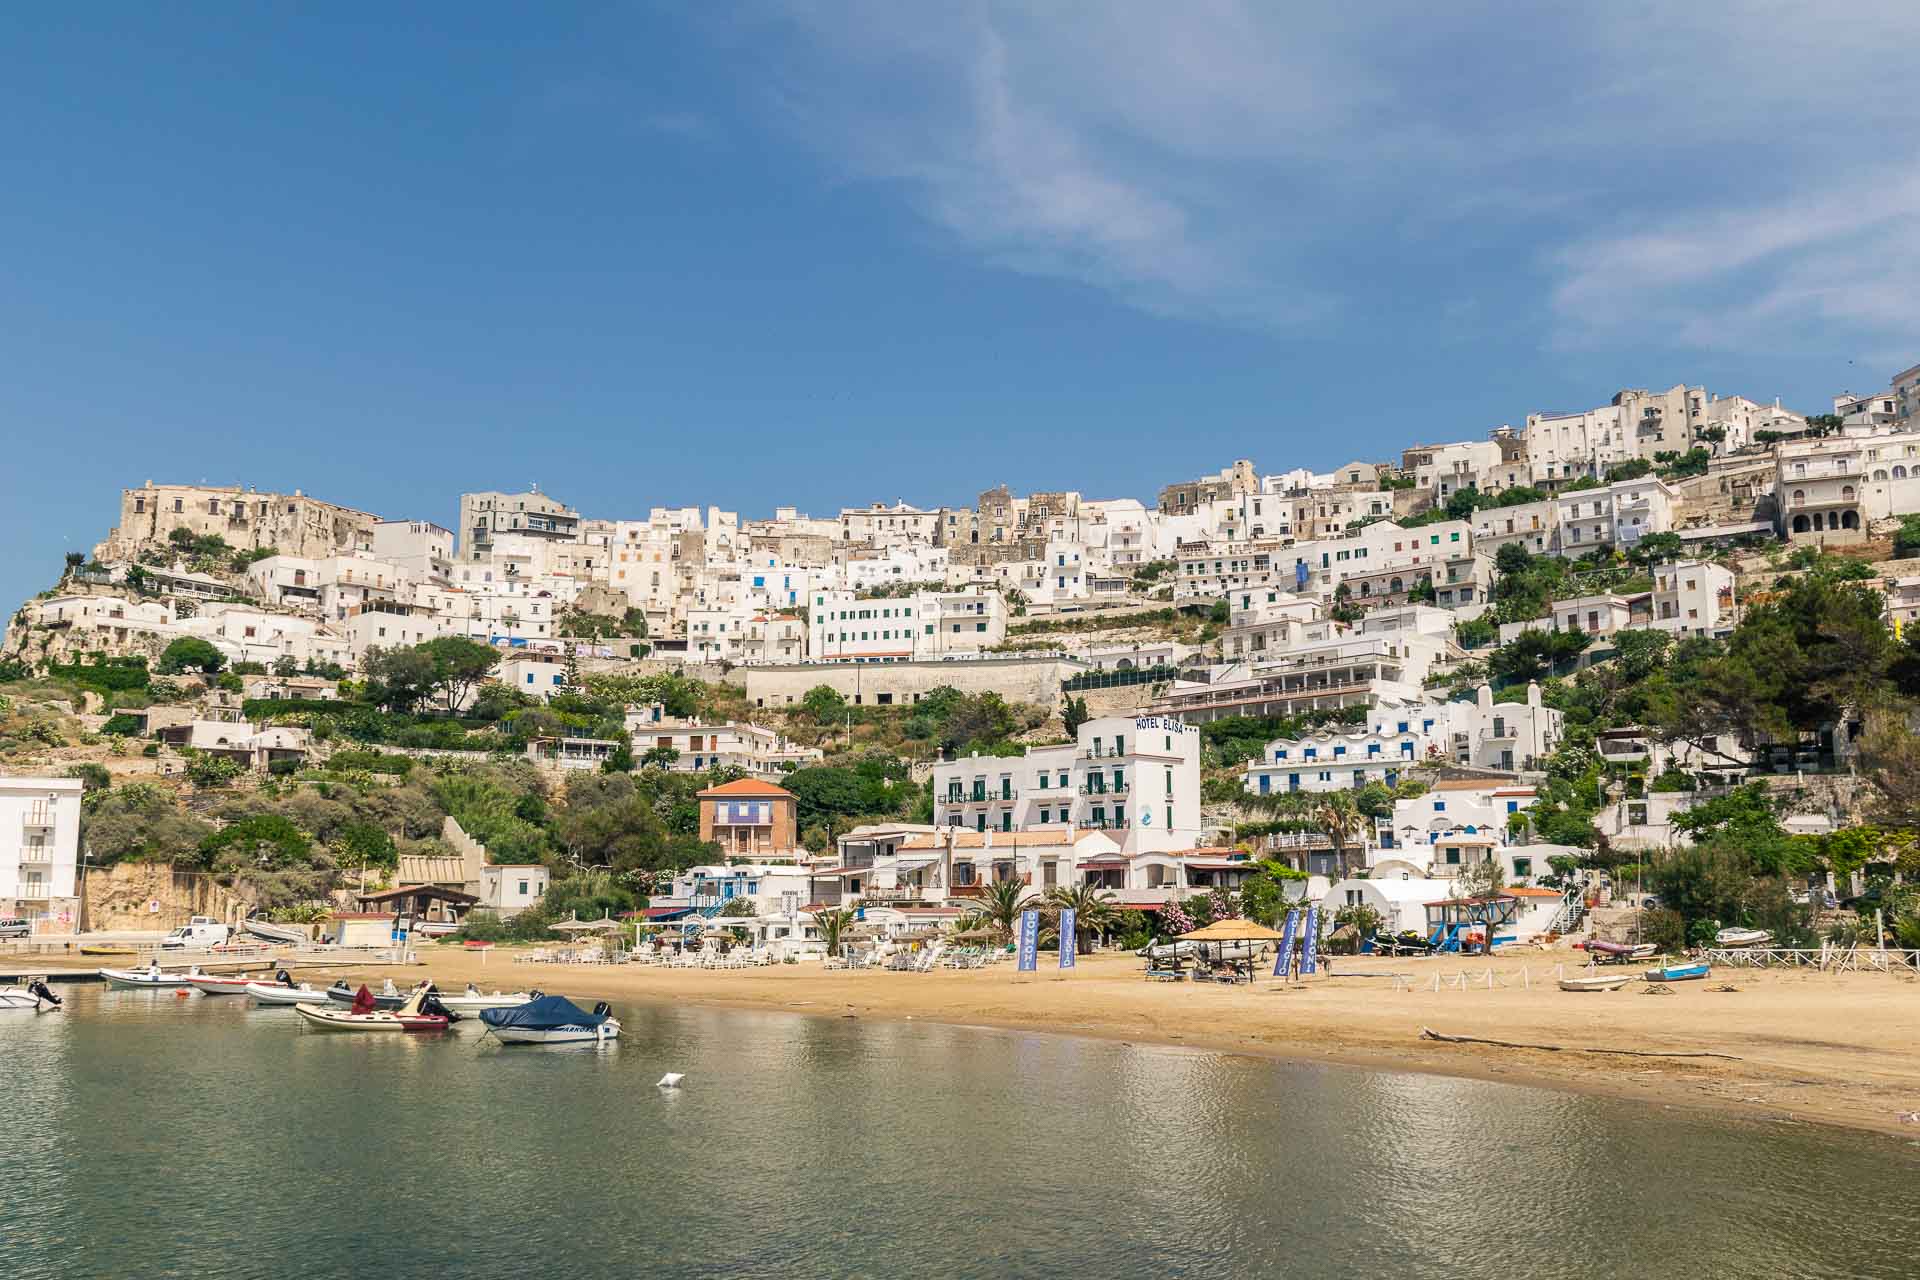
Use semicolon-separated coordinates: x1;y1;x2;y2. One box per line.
0;988;47;1009
244;982;330;1005
1714;930;1771;948
436;993;534;1015
326;986;405;1010
1644;963;1711;982
294;1004;448;1032
489;1019;621;1045
1559;975;1635;992
98;968;192;989
186;975;265;996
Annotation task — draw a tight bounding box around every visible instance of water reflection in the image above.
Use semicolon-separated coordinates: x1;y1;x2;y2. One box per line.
0;988;1914;1280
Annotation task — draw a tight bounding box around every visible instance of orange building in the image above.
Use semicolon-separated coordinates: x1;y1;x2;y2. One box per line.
697;778;803;861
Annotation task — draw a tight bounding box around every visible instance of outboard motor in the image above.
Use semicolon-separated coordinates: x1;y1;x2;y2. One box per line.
592;1001;612;1019
275;968;294;987
27;978;61;1008
419;992;458;1022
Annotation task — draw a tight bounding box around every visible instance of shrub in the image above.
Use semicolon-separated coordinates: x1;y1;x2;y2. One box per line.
267;758;301;777
101;712;144;737
323;749;415;776
157;637;226;675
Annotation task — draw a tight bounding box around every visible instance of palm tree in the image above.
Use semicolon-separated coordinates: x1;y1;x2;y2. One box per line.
1315;790;1369;879
812;906;856;956
976;877;1035;936
1045;883;1119;955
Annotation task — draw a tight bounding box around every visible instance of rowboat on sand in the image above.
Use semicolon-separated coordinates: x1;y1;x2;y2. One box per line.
1559;972;1636;992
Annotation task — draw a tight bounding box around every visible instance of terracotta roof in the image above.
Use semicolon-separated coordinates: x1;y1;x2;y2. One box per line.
698;778;796;799
1431;778;1518;792
1503;885;1562;897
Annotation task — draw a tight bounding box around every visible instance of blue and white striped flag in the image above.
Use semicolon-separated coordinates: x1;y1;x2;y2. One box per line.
1273;908;1299;978
1057;908;1076;969
1301;906;1320;976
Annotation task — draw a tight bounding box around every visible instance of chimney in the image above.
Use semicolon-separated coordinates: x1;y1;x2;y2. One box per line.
1527;681;1543;708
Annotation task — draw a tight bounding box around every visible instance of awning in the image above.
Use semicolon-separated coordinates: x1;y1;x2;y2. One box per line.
1076;860;1128;871
892;859;935;873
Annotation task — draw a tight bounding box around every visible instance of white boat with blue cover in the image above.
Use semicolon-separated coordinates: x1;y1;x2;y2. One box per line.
480;994;620;1044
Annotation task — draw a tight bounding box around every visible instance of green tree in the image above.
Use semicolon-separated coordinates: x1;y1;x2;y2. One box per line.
1063;695;1091;737
1045;883;1118;954
812;905;856;954
1314;790;1368;879
156;637;227;675
974;877;1035;935
800;684;847;722
419;636;500;715
641;745;681;769
196;814;311;872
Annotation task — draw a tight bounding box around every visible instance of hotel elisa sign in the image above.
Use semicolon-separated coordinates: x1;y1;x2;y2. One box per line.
1133;716;1195;734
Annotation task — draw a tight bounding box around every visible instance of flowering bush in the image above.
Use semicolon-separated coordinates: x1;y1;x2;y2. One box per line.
1160;898;1196;937
1208;888;1241;921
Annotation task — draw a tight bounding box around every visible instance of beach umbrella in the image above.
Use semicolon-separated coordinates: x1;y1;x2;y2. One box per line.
1175;919;1285;943
1175;918;1286;980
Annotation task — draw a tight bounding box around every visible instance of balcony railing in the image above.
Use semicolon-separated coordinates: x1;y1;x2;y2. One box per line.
959;789;1017;803
23;807;55;831
1079;781;1128;795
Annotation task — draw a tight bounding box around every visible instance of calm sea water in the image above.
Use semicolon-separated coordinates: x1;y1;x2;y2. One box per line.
2;986;1915;1279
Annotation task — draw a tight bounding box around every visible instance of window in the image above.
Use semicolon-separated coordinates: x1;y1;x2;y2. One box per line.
1433;800;1446;812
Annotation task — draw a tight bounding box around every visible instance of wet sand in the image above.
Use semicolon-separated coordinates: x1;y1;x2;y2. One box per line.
387;946;1920;1141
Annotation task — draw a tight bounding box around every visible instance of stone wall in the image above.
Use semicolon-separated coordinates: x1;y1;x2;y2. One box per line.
742;656;1084;712
81;863;251;932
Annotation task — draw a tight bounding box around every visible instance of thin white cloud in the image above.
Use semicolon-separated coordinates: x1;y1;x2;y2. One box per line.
725;1;1920;347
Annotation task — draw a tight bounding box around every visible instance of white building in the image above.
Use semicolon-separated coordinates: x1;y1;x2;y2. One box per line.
0;776;84;932
807;587;1006;662
931;715;1201;853
624;703;823;776
1244;684;1561;796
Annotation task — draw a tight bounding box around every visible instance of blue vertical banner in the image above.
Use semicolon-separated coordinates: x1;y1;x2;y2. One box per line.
1057;908;1077;969
1016;909;1040;972
1273;909;1299;978
1300;907;1320;976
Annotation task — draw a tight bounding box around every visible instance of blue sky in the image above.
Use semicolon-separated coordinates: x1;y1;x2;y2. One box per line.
4;2;1918;610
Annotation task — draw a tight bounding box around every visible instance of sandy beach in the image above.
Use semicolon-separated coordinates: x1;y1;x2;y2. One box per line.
341;945;1920;1141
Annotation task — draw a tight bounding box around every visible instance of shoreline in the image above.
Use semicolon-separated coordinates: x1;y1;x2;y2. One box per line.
383;947;1920;1145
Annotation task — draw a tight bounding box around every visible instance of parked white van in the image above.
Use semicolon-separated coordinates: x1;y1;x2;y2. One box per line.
159;917;232;949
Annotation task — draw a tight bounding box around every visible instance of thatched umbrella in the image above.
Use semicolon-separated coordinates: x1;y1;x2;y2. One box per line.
1176;918;1285;979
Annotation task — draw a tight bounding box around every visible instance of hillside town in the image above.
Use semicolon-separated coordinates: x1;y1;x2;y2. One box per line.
4;366;1920;963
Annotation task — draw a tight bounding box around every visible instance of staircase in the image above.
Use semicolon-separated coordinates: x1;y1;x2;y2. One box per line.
1547;884;1588;937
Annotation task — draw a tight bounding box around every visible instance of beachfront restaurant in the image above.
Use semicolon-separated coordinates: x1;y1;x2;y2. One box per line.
354;884;480;934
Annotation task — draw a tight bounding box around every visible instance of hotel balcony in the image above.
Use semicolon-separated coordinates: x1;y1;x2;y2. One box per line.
1079;781;1128;796
951;789;1018;804
23;808;55;833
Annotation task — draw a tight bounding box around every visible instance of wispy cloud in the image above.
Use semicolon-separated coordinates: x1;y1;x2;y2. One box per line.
717;1;1920;349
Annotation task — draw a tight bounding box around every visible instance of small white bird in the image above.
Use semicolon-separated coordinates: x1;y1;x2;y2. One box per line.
656;1073;684;1089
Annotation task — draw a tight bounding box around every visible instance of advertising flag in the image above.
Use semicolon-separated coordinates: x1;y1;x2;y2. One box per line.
1300;906;1320;976
1273;909;1299;978
1016;909;1040;972
1057;908;1077;969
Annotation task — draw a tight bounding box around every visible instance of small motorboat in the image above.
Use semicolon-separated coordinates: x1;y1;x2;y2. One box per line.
295;983;452;1032
325;978;405;1009
435;985;539;1016
480;994;620;1044
241;914;309;945
185;972;272;996
1644;961;1711;982
99;964;200;990
245;979;332;1005
79;945;137;958
0;978;63;1011
1559;973;1636;992
1714;927;1772;948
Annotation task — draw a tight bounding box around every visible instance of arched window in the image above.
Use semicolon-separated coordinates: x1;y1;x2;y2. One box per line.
1792;490;1806;506
1792;514;1811;533
1842;485;1856;500
1389;577;1403;593
1359;581;1372;597
1873;470;1888;481
1896;466;1909;480
1842;510;1861;530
